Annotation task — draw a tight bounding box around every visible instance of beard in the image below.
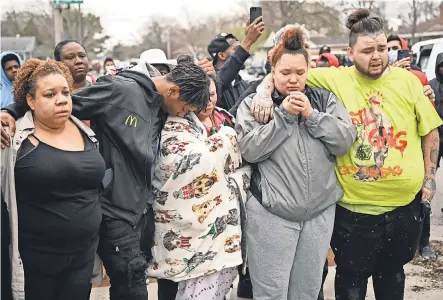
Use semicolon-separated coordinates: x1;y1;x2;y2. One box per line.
354;59;389;80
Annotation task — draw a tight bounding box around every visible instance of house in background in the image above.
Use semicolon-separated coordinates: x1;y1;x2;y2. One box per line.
1;36;36;60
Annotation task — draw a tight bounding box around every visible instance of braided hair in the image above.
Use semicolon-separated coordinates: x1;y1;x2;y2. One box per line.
13;59;73;111
166;55;210;112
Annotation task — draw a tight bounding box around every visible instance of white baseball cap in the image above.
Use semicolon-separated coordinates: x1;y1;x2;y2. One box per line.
139;49;176;70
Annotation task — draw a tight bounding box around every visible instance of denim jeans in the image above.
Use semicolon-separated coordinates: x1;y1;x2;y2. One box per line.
331;193;424;300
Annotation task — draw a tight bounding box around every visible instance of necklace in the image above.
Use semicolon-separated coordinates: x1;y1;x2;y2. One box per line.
208;114;217;136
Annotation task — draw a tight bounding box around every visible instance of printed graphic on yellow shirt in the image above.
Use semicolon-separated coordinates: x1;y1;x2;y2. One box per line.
339;90;407;181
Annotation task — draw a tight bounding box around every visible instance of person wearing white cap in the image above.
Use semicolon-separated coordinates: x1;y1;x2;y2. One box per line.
140;49;176;76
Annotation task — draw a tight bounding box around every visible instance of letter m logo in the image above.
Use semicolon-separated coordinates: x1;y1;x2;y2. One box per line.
125;115;138;128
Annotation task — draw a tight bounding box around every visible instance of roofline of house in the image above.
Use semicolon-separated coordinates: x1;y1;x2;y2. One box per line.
394;31;443;38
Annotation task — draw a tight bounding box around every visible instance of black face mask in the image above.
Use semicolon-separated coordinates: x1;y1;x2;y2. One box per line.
265;59;272;74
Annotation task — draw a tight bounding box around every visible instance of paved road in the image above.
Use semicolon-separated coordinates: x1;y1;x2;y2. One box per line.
91;165;443;300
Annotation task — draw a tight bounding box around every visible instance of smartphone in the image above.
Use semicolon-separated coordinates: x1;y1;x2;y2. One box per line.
250;6;262;23
397;49;410;61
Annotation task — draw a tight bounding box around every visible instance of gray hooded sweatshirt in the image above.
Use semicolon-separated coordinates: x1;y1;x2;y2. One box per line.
235;83;356;222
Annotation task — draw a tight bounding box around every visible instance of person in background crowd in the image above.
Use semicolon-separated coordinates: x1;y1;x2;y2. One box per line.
129;60;138;67
319;45;331;55
54;40;90;92
103;57;116;74
235;25;355;300
316;53;340;68
429;53;443;214
387;35;430;81
54;40;93;127
1;59;105;300
89;60;102;81
207;16;264;112
149;68;251;300
387;34;438;260
140;49;176;76
343;56;354;67
1;55;211;300
250;8;442;300
1;52;22;108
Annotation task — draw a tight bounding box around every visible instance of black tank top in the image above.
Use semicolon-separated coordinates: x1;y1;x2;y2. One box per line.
15;132;105;253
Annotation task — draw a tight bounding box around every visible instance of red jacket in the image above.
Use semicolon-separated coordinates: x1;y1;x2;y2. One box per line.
316;53;340;68
399;38;434;107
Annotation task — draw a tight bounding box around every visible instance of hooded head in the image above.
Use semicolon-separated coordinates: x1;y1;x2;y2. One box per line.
1;51;23;108
436;53;443;83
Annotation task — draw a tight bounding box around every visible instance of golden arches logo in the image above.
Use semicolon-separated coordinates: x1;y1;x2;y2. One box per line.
125;115;138;127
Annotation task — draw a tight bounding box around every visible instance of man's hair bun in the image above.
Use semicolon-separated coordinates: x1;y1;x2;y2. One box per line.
346;8;371;30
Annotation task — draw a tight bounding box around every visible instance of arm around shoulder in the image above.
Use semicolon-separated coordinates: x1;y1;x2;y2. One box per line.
71;75;115;120
305;92;356;156
234;96;298;163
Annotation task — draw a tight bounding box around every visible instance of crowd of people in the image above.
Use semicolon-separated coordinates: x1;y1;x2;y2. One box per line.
1;7;442;300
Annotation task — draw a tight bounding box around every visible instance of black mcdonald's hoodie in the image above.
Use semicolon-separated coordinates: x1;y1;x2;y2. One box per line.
5;63;167;226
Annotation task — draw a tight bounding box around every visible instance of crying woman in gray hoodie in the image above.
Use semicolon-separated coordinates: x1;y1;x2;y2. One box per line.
235;25;356;300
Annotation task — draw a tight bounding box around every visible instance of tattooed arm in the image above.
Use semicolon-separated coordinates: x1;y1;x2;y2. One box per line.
421;129;440;205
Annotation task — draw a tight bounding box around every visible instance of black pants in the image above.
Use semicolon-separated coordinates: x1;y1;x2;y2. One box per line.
419;205;431;247
98;209;154;300
19;236;98;300
331;194;424;300
158;278;178;300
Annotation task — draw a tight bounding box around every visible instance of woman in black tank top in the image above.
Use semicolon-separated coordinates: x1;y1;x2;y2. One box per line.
6;59;105;300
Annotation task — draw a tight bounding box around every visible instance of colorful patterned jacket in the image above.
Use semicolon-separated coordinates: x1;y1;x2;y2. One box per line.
148;112;251;282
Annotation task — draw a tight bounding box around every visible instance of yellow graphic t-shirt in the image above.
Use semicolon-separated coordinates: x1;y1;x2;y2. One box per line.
307;66;442;213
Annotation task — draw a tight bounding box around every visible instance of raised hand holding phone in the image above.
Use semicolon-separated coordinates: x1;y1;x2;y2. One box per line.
242;7;264;51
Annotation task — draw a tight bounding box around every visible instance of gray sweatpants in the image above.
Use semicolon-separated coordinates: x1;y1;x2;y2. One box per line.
246;196;335;300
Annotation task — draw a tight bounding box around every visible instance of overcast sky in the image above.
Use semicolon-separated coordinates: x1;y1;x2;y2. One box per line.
1;0;253;45
1;0;407;47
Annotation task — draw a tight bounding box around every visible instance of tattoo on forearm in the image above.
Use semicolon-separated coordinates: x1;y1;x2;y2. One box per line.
430;167;436;175
423;176;436;192
430;149;439;165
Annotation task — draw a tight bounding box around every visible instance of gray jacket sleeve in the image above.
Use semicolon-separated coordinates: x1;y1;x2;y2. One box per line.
304;92;356;156
235;96;298;163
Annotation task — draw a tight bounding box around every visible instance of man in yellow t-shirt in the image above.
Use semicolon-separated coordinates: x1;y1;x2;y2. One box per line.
247;9;442;300
305;10;442;300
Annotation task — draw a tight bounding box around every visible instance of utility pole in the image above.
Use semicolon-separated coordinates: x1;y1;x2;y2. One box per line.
166;30;171;59
53;2;63;46
78;3;83;44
